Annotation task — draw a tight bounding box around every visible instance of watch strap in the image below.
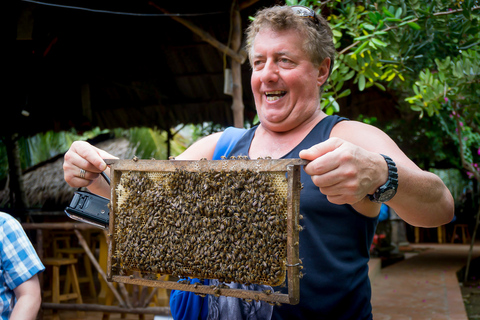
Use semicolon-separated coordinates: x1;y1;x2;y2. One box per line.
368;154;398;203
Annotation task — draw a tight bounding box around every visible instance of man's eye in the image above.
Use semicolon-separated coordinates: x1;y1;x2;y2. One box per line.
253;60;265;69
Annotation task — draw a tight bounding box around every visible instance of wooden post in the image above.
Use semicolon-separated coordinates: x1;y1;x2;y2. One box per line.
230;1;244;128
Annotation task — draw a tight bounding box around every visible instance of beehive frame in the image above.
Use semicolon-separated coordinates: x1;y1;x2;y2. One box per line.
105;158;305;305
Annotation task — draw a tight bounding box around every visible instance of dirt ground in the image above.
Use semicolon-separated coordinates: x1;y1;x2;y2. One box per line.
39;256;480;320
461;257;480;320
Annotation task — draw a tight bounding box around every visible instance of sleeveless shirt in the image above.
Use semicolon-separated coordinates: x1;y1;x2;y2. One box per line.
228;115;378;320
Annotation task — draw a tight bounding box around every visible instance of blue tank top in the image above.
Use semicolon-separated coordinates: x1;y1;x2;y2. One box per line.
228;115;378;320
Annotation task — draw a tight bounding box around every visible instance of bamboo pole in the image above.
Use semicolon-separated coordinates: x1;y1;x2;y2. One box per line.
230;1;244;128
73;229;130;309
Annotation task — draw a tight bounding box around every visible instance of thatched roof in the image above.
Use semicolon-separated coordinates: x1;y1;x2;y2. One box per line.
0;138;135;210
4;0;273;140
4;0;401;141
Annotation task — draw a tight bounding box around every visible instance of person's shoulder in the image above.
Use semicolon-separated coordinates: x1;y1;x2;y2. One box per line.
331;119;393;148
0;211;14;227
176;132;224;160
333;119;385;135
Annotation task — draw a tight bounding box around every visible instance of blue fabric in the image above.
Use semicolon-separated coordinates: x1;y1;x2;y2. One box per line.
0;212;45;319
228;116;378;320
378;204;389;222
170;279;209;320
212;127;248;160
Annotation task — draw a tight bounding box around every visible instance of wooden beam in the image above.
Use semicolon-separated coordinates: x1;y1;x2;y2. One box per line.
148;2;247;64
74;229;130;309
41;303;171;316
239;0;262;10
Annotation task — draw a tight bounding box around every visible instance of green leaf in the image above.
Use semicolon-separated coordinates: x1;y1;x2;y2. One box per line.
374;83;386;91
407;22;421;30
362;23;375;31
395;7;403;19
371;38;387;47
354;35;372;41
378;19;384;30
353;41;369;55
337;88;351;99
343;70;356;81
358;74;366;91
335;80;344;92
462;7;471;19
368;12;378;24
332;29;343;38
385;17;402;22
382;6;395;18
438;71;445;83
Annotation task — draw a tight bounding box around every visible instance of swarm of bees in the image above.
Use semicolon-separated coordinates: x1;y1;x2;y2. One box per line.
111;160;289;286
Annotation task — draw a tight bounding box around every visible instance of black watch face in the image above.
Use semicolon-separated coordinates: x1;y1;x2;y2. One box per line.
378;189;396;202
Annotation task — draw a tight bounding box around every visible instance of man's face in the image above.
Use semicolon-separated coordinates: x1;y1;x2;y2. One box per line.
250;28;329;133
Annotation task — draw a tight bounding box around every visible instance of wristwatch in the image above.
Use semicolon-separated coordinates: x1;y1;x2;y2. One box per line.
368;154;398;203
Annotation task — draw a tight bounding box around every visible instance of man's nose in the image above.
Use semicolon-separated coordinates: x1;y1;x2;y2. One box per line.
260;60;279;83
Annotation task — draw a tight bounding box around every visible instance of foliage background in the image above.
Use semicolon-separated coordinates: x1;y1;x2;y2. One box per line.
1;0;479;214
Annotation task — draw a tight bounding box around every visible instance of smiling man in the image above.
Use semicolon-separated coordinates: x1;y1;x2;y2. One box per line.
63;5;454;320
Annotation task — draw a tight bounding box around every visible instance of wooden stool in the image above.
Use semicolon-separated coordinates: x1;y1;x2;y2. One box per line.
451;224;471;244
43;258;84;320
437;225;447;244
57;247;96;298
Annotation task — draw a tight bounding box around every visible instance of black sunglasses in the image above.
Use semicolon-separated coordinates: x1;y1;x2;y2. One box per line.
291;5;320;25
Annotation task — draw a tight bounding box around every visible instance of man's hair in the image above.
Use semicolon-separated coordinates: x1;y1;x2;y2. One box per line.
245;5;335;78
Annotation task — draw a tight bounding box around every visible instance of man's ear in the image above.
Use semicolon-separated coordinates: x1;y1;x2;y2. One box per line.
317;58;331;87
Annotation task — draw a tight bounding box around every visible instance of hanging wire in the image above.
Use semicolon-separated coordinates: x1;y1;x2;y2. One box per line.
21;0;226;17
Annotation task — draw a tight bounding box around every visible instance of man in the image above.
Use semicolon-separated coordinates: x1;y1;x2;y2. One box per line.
63;5;454;319
0;211;44;320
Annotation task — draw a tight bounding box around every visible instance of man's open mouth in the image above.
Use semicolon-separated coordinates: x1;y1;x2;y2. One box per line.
265;90;287;102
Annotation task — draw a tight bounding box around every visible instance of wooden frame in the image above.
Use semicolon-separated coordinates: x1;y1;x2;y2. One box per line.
105;158;305;305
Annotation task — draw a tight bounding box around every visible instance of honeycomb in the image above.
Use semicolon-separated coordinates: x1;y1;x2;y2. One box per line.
111;163;290;287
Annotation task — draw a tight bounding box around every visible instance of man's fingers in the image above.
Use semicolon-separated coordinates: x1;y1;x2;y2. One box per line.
72;141;116;172
299;137;345;161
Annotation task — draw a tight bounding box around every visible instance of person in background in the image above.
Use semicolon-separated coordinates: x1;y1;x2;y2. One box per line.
63;5;454;320
0;211;44;320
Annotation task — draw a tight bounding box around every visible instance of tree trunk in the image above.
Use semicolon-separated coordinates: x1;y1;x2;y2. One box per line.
4;134;29;220
464;202;480;283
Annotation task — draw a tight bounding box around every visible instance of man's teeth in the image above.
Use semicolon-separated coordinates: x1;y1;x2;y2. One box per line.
265;91;286;101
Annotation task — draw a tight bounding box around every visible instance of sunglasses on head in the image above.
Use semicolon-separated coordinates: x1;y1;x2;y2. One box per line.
291;5;320;25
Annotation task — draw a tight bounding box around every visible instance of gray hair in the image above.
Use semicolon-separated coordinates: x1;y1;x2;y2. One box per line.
245;5;335;78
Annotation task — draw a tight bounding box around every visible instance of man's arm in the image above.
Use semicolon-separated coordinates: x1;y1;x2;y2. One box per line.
11;274;42;320
64;132;223;198
300;120;454;227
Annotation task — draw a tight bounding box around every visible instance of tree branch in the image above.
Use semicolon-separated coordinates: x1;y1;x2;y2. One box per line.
339;5;480;55
454;103;480;180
